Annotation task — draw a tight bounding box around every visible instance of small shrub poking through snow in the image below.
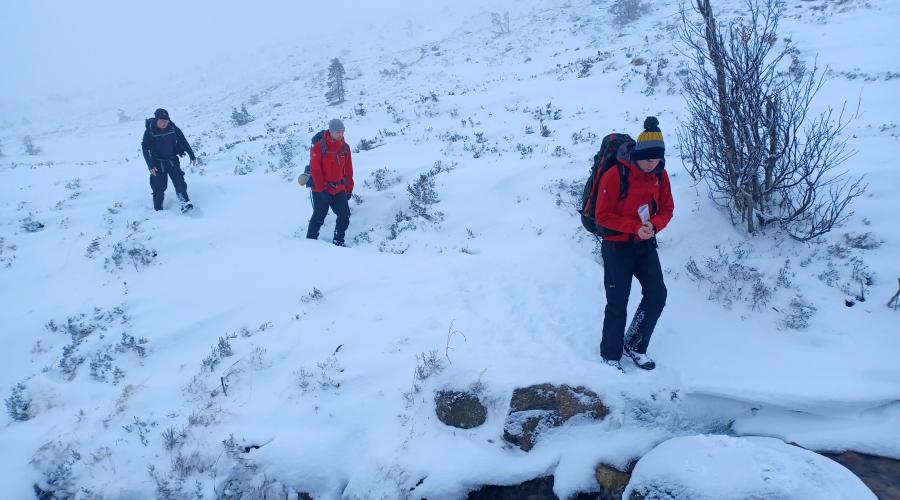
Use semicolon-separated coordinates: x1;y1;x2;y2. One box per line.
20;214;45;233
230;104;254;126
609;0;649;25
6;382;31;421
300;287;324;303
365;167;401;191
403;350;445;407
780;295;817;330
104;241;157;272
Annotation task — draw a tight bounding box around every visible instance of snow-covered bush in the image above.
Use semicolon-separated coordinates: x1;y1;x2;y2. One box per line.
230;104;254;126
685;243;789;311
407;171;442;222
546;178;583;213
609;0;649;25
403;350;445;407
201;334;236;372
300;287;324;303
104;240;157;272
5;382;31;421
32;441;82;498
780;295;817;329
20;214;45;233
0;237;16;267
46;307;140;382
355;137;383;152
23;135;42;155
364;167;401;191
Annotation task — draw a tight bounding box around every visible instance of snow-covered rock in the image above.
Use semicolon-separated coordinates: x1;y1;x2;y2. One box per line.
624;435;876;500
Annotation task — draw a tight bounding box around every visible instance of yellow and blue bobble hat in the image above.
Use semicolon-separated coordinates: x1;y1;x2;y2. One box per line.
633;116;665;161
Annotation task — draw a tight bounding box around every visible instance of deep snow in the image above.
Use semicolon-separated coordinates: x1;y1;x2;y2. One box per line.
1;0;898;498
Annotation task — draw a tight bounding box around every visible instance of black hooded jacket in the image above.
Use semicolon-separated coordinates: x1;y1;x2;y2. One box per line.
141;119;196;168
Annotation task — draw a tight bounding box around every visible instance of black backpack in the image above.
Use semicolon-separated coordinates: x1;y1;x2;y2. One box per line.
579;133;634;237
301;130;350;189
145;118;188;158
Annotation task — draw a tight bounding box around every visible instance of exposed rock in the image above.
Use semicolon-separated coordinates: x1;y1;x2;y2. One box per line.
467;476;556;499
503;384;609;451
435;390;487;429
595;464;632;500
824;451;900;500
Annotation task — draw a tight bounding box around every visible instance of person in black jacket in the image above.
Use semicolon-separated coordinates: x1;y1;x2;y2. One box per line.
141;108;198;212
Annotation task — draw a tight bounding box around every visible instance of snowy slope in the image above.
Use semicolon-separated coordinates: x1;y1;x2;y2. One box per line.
1;0;899;498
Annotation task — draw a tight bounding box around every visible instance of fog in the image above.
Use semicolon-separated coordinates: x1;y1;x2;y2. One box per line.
0;0;525;108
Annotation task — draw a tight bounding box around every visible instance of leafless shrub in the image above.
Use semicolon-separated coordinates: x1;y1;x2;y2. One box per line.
678;0;864;241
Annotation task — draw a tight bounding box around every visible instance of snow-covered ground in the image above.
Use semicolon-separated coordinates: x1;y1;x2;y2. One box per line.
1;0;898;498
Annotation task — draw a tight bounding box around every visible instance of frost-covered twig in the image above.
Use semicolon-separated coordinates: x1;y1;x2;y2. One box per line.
444;321;466;365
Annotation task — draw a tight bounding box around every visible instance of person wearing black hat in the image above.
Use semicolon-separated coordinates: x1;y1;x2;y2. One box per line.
141;108;198;212
594;117;675;372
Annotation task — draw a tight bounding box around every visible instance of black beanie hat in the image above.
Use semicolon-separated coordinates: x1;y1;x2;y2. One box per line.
632;116;665;161
154;108;170;120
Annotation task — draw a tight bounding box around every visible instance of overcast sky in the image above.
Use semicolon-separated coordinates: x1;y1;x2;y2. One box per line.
1;0;526;107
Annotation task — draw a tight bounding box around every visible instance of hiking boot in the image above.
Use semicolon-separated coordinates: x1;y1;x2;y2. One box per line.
332;238;345;247
624;346;656;370
180;201;194;213
603;358;624;372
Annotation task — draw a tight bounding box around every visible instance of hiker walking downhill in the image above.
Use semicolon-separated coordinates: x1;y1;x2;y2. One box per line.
595;117;674;371
306;119;354;246
141;108;198;212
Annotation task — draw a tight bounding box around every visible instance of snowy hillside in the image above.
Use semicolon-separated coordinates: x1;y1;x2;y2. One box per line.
1;0;898;498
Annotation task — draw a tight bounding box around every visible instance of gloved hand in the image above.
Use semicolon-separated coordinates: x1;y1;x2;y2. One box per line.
149;167;158;176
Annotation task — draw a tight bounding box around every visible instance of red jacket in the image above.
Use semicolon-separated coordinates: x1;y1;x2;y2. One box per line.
594;152;674;243
310;131;354;195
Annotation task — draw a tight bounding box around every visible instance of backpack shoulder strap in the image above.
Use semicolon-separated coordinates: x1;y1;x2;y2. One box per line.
617;163;629;200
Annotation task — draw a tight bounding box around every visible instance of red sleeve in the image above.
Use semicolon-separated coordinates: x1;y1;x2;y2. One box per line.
310;141;325;193
650;171;674;233
345;147;354;195
594;167;642;235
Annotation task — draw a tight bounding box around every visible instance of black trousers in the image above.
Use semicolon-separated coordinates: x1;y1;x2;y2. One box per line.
150;158;189;210
600;239;667;361
307;191;350;242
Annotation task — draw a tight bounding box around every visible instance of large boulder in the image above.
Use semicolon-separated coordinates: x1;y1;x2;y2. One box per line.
625;435;876;500
435;390;487;429
503;384;609;452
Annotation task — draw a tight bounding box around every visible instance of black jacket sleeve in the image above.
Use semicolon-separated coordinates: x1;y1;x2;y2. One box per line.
175;126;196;162
141;129;153;168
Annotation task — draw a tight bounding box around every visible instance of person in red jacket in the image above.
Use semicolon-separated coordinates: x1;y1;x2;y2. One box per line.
594;117;674;371
306;119;354;246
